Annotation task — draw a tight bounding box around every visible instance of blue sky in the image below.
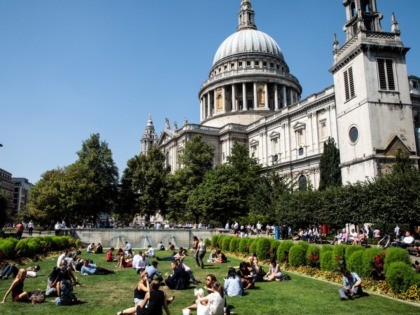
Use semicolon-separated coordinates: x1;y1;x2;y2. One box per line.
1;0;419;184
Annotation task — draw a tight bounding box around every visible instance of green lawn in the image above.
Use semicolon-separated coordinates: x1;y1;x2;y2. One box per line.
0;250;419;315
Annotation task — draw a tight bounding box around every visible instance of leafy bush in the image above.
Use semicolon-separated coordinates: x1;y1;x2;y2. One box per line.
383;247;411;273
320;244;333;253
385;261;416;293
211;235;220;249
331;245;346;271
269;239;280;259
346;250;364;276
249;239;258;255
229;238;240;253
238;238;249;253
296;241;309;252
256;238;271;261
204;238;211;248
221;236;232;252
276;240;294;263
288;243;307;267
306;244;321;268
361;248;384;277
344;245;364;269
320;249;334;271
0;237;18;259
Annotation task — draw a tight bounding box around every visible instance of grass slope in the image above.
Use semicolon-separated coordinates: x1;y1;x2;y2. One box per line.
0;250;418;315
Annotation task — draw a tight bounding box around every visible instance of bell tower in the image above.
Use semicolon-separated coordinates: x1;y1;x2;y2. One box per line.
141;115;158;155
330;0;417;184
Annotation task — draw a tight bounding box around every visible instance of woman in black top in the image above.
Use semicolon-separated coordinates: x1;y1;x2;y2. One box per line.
137;281;170;315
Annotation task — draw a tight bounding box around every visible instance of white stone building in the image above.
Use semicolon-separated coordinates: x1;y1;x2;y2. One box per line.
141;0;420;189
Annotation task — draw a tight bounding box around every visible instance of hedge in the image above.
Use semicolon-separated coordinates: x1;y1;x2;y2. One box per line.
238;238;249;254
331;245;346;271
211;235;220;249
346;250;364;276
0;237;19;259
221;236;232;252
383;247;411;273
249;239;258;255
385;261;417;293
229;238;240;253
256;238;271;261
344;245;363;269
361;247;384;277
276;240;294;263
306;244;321;268
269;239;280;260
320;249;334;271
289;243;307;267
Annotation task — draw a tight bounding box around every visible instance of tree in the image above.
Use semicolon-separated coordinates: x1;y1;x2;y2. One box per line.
0;191;9;228
28;169;66;224
318;137;342;190
166;135;214;223
392;149;415;175
75;133;119;218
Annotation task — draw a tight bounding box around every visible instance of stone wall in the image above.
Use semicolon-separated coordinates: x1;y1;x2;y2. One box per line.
69;229;227;249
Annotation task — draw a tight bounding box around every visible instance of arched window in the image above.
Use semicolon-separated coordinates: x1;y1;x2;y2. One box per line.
298;175;307;191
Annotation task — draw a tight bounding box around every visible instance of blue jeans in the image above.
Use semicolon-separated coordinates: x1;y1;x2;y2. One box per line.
338;286;360;299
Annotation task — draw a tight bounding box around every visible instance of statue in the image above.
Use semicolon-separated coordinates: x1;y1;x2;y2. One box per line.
183;117;188;126
165;118;170;130
174;121;178;130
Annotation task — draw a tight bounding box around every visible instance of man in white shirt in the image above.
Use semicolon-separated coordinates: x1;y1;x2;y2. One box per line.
135;252;148;274
57;250;69;268
145;245;155;258
132;251;142;270
124;241;132;254
391;231;414;248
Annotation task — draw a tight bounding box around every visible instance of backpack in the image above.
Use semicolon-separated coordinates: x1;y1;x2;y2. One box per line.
279;274;291;281
30;290;46;304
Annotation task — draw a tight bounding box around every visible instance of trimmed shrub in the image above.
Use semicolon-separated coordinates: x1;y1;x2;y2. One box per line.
204;238;211;248
276;240;294;263
256;238;271;261
306;244;321;268
249;239;258;255
320;244;333;253
320;250;334;271
211;235;221;249
238;238;249;254
361;247;384;277
289;243;307;267
229;238;240;253
386;261;416;293
346;250;364;276
269;239;280;260
344;245;364;268
221;236;232;252
331;245;346;271
296;241;309;252
383;247;411;273
0;237;18;259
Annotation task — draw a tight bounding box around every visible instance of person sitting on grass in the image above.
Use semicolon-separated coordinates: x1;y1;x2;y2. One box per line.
93;243;103;254
1;268;30;303
46;267;62;297
164;260;190;290
214;249;227;263
183;281;225;315
117;271;150;315
54;272;78;306
106;247;117;262
378;233;391;249
136;280;171;315
80;259;114;276
116;254;133;268
87;243;95;253
145;245;155;258
237;262;255;290
183;274;218;312
157;247;187;262
224;267;242;297
263;258;282;282
145;261;163;283
338;269;362;301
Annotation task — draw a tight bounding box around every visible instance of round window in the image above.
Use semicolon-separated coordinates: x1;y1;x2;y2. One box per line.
349;126;359;143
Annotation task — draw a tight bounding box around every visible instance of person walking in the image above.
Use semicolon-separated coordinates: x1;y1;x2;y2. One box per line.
196;237;206;269
27;220;34;236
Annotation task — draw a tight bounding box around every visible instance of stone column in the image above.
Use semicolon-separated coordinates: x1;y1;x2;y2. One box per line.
274;84;279;110
242;83;247;110
213;89;217;115
206;93;211;118
200;97;204;121
282;86;287;107
253;83;257;109
232;84;236;112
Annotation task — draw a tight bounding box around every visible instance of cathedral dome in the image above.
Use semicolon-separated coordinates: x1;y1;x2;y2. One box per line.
213;29;284;66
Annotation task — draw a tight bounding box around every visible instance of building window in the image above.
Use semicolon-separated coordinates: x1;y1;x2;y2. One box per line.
377;59;395;91
270;63;274;68
247;61;251;66
298;147;304;156
298;175;307;191
239;62;243;67
344;67;355;101
349;126;359;143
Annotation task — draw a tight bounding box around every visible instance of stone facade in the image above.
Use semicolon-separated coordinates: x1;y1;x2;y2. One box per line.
142;0;419;189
